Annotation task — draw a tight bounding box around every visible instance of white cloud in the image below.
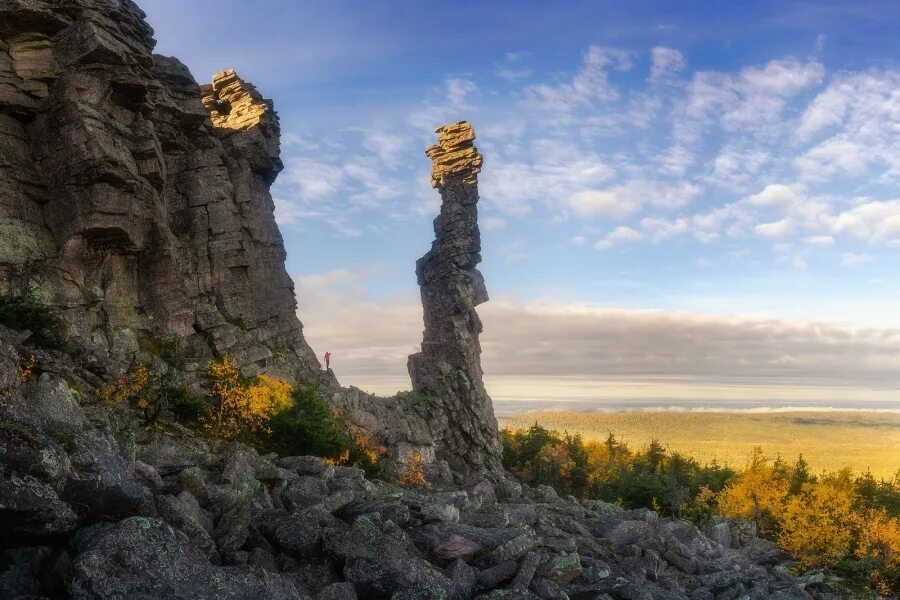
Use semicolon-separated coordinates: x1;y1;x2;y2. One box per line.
640;216;689;242
445;77;477;106
527;45;632;111
745;183;803;207
297;268;360;289
840;252;873;266
827;199;900;243
803;235;834;246
293;274;900;393
482;217;507;231
755;218;795;238
567;190;636;219
649;46;685;81
499;239;529;262
280;157;346;200
677;58;824;142
565;180;700;221
596;226;644;250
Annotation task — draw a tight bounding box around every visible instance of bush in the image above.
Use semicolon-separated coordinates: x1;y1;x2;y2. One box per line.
260;384;348;459
501;424;734;513
201;355;292;440
161;381;209;424
256;385;387;478
0;294;67;348
97;364;151;407
397;451;429;488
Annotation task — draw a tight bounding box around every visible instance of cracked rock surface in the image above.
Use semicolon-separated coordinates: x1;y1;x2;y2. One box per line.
0;0;319;381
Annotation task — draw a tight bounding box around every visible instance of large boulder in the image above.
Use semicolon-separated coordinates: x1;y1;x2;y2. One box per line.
68;517;303;599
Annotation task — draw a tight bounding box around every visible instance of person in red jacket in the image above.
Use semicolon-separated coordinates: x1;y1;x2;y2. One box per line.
324;351;331;370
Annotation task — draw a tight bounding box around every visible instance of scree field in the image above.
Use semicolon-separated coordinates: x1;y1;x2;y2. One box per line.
498;410;900;478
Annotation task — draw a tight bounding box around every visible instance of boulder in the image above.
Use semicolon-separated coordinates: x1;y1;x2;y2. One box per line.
68;517;303;599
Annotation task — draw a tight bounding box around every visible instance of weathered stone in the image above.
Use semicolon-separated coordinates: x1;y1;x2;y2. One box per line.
278;455;328;476
0;0;320;384
63;431;145;521
0;473;78;542
68;517;302;599
315;581;357;600
425;121;483;187
541;552;582;585
405;121;503;475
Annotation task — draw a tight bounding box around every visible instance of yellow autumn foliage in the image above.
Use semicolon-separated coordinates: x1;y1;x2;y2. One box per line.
98;364;150;406
397;450;429;488
717;448;789;534
855;509;900;596
202;355;293;440
777;471;856;568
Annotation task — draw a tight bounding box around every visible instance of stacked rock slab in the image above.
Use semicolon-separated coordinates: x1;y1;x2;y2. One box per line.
0;0;319;380
407;121;503;475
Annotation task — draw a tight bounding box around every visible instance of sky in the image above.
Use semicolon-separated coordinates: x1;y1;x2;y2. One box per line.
140;0;900;409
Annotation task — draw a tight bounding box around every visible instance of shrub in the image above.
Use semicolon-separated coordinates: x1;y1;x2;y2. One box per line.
201;355;293;440
777;471;856;569
854;509;900;596
717;448;790;536
97;364;151;407
0;294;67;348
257;386;387;478
160;380;209;424
397;451;429;488
260;384;348;458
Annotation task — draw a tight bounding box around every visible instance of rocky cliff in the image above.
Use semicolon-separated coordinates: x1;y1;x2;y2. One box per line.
0;0;320;381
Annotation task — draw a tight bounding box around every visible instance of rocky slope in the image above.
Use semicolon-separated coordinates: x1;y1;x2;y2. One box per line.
0;0;319;382
0;326;844;600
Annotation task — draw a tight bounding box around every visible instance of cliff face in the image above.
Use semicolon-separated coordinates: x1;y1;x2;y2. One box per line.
407;122;502;474
0;0;319;380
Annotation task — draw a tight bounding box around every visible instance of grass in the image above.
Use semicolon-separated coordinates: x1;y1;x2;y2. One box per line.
498;410;900;479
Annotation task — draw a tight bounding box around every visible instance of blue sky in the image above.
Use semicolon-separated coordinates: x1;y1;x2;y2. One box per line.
141;0;900;405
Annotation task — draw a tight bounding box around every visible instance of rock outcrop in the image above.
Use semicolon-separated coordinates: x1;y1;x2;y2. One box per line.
0;0;319;381
407;121;503;474
0;326;844;599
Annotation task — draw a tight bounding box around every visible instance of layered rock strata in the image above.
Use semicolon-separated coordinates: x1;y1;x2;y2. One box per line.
407;121;503;474
0;0;319;380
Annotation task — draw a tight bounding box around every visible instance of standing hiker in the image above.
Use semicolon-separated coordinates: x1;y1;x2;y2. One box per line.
324;351;331;370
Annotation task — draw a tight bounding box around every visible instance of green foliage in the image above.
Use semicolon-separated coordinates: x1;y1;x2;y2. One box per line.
503;422;900;595
502;424;735;518
259;384;348;458
855;470;900;517
161;380;209;424
253;384;386;478
0;294;67;348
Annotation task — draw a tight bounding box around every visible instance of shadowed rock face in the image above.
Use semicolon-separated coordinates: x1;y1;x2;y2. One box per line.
407;121;503;475
0;0;319;379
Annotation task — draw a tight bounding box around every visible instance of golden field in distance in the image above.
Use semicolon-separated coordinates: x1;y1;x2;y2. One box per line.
497;410;900;479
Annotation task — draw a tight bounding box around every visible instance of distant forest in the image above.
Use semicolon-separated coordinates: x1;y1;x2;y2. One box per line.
502;424;900;596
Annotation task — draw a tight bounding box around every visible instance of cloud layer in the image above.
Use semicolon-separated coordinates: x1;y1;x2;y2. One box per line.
297;270;900;399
